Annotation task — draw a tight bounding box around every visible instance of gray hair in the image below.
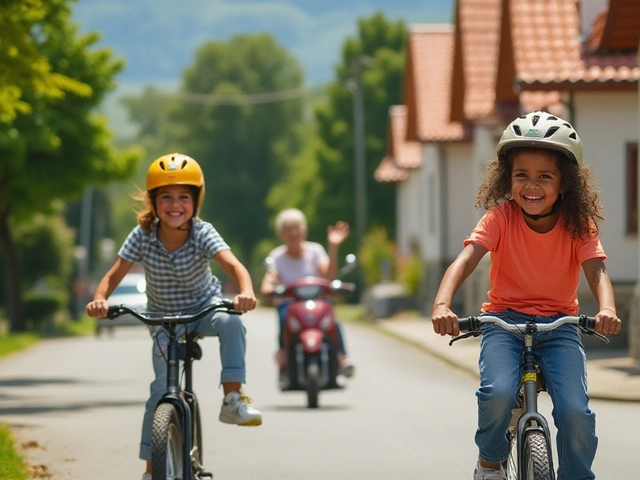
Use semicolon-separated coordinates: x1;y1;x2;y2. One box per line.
275;208;307;234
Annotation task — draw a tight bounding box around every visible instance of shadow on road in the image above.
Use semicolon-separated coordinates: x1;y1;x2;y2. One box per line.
262;403;352;412
0;399;143;416
0;377;86;387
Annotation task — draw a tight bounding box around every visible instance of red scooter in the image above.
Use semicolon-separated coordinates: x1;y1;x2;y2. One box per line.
266;255;356;408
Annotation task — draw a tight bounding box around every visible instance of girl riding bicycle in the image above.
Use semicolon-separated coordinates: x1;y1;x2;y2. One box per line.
86;153;262;480
431;112;621;480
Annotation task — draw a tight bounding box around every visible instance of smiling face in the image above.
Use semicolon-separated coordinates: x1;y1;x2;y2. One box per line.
279;221;307;249
511;149;563;226
154;184;195;229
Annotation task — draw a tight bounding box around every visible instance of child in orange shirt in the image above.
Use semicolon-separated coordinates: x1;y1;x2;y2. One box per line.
431;111;621;480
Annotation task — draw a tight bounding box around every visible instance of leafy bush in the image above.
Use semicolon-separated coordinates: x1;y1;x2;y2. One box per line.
358;226;396;286
14;213;76;287
23;290;68;327
398;254;423;296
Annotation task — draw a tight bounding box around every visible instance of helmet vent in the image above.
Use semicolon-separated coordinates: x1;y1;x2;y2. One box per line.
547;116;558;121
569;132;577;140
512;125;522;136
181;159;188;169
159;160;166;171
544;126;559;138
563;122;572;128
532;115;540;126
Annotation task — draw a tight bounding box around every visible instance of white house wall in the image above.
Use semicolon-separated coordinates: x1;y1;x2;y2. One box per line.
420;143;442;262
396;168;423;257
443;142;476;259
574;91;639;283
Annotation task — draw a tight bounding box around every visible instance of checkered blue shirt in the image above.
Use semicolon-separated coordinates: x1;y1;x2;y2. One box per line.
118;219;229;313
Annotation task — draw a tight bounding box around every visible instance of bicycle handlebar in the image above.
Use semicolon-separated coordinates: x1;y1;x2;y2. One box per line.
105;299;239;326
458;314;596;332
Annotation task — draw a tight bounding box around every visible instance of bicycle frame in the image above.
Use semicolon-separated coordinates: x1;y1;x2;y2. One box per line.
155;321;196;480
454;314;607;480
107;301;237;480
513;330;556;479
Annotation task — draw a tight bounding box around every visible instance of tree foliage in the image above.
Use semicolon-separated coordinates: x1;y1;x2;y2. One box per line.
0;0;90;123
0;0;142;331
158;33;306;261
267;12;407;256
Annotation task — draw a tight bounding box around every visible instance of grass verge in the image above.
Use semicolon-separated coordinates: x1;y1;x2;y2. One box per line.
0;423;29;480
0;315;97;479
335;303;367;323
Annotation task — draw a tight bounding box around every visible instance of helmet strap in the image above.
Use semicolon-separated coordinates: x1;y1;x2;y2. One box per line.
521;204;557;221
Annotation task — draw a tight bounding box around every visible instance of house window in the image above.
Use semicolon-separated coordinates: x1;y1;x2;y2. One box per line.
627;142;639;234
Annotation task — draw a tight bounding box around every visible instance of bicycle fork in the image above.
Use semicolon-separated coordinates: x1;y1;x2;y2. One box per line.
515;336;556;479
158;328;195;480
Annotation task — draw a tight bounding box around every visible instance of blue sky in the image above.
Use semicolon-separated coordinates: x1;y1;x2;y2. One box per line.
71;0;454;134
73;0;453;88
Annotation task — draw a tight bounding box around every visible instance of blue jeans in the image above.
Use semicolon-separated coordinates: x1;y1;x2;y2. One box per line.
276;302;347;354
139;305;246;461
475;311;597;480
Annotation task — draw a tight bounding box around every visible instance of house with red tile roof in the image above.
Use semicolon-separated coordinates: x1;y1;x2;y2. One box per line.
376;0;640;353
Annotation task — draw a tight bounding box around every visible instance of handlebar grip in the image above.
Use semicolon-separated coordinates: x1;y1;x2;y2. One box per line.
579;314;596;329
106;305;125;319
458;316;481;332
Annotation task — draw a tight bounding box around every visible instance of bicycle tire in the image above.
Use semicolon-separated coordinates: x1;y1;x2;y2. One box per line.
151;403;185;480
522;430;552;480
191;397;203;472
505;429;518;480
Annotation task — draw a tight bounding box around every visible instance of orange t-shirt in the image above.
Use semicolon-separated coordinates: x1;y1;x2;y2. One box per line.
464;200;606;316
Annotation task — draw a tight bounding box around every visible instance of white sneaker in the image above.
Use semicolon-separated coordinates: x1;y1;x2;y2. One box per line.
219;391;262;426
473;461;506;480
141;474;152;480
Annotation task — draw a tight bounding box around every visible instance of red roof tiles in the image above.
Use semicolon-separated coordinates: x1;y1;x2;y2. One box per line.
404;25;468;142
374;106;420;183
511;0;639;90
451;0;502;121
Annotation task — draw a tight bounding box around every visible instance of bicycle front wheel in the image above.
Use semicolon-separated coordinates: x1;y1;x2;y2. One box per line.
152;403;185;480
505;429;518;480
191;398;204;472
522;430;552;480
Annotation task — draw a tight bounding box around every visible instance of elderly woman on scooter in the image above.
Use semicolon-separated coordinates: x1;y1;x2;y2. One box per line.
260;208;355;387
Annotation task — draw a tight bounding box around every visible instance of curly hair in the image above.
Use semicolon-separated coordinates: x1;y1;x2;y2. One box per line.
475;147;604;239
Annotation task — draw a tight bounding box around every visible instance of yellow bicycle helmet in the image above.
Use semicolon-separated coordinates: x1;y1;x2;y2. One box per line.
497;111;583;165
146;153;205;211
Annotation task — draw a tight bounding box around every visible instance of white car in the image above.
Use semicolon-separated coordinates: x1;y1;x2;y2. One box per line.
96;272;147;336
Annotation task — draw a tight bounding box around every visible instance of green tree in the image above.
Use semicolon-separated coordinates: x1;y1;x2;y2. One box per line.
0;0;142;332
0;0;89;122
163;33;306;262
268;12;407;257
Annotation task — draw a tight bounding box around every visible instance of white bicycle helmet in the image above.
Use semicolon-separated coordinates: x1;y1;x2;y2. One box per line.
497;111;582;164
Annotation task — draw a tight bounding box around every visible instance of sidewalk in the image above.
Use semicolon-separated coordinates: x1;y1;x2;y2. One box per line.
371;315;640;402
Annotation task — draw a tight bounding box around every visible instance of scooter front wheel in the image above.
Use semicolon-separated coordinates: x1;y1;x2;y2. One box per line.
306;359;320;409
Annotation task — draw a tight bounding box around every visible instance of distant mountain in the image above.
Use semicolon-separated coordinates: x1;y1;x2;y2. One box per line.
71;0;453;137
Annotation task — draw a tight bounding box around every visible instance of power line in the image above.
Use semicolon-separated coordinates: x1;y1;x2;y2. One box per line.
151;85;326;105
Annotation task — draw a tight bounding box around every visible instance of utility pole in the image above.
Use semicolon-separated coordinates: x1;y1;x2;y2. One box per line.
348;55;373;246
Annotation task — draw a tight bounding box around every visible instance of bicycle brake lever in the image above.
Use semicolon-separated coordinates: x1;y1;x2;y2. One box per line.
578;326;610;344
449;330;482;346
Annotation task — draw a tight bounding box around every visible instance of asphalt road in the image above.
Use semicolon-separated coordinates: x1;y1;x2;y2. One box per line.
1;308;639;479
